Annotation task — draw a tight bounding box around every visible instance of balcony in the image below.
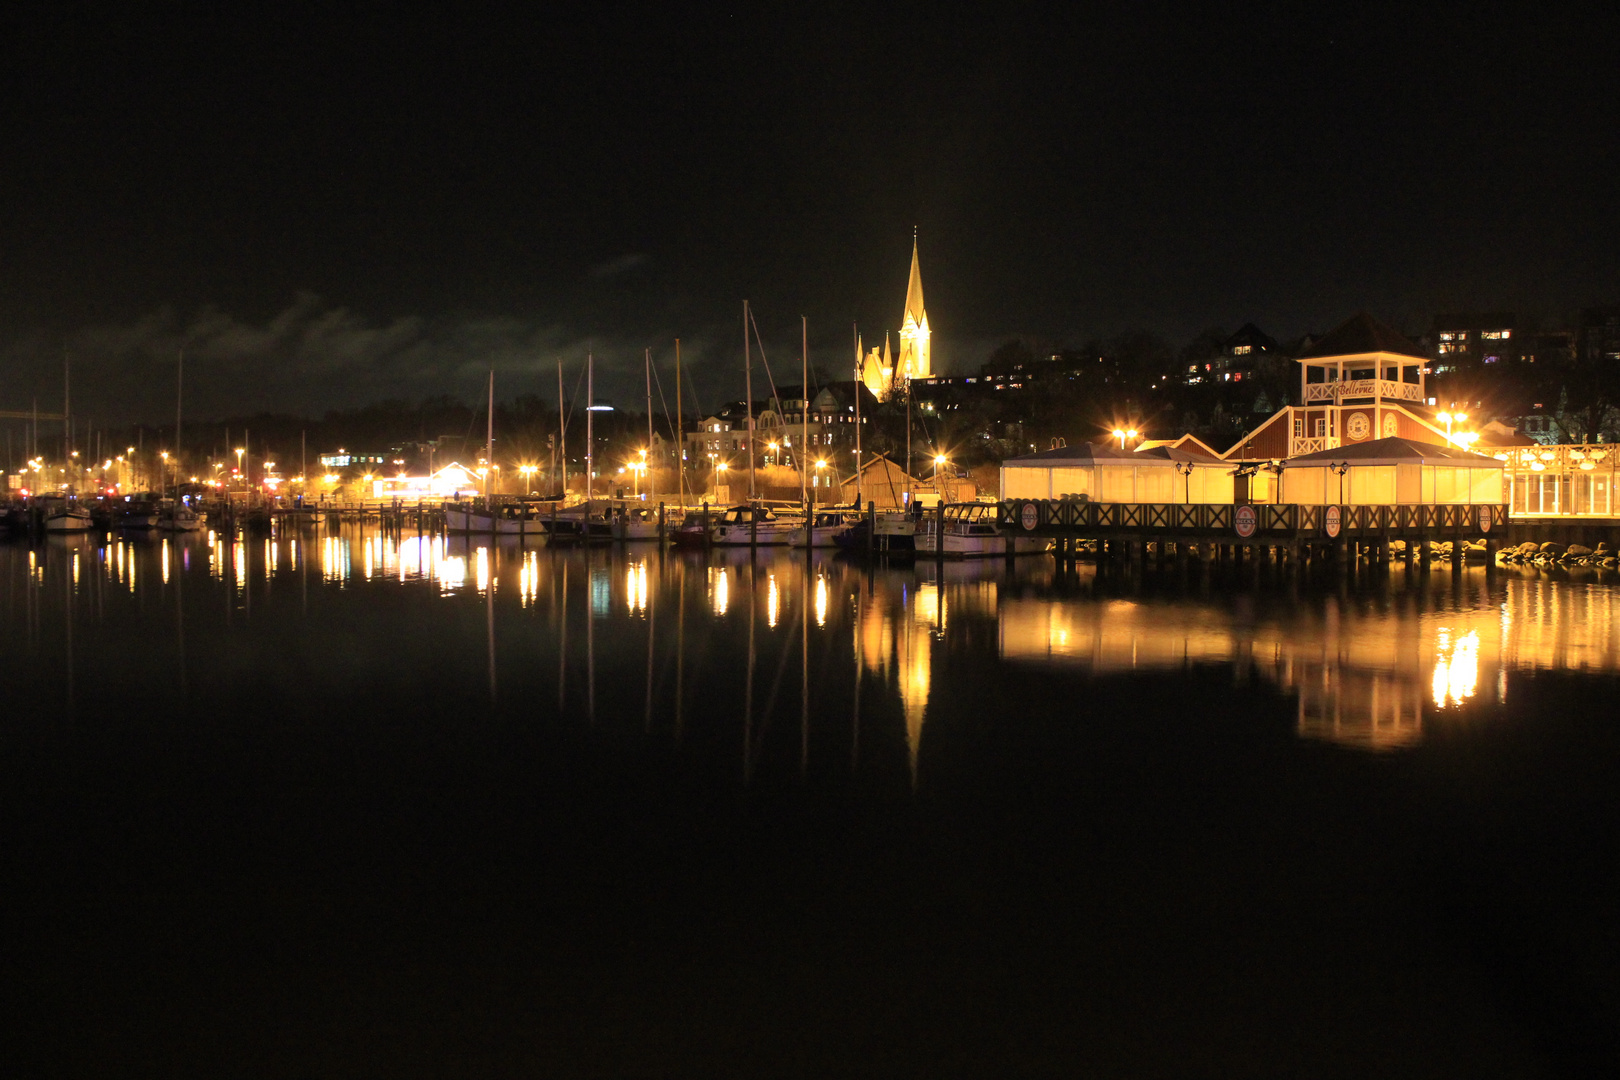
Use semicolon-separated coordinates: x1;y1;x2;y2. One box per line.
1302;379;1423;403
1290;435;1340;457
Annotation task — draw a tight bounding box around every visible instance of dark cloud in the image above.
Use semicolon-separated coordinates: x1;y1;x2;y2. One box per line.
589;253;651;280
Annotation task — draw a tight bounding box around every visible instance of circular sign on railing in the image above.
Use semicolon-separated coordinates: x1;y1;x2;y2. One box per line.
1020;502;1038;531
1478;505;1491;533
1325;505;1341;539
1235;504;1257;538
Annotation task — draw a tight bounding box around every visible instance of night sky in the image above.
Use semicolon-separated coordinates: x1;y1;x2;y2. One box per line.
2;3;1615;423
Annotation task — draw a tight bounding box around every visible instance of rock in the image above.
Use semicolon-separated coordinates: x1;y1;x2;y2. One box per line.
1568;544;1594;558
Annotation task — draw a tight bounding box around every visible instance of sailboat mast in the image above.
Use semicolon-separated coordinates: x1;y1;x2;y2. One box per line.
645;347;654;505
853;324;863;510
744;300;755;502
801;316;808;509
485;368;494;497
586;352;594;502
675;338;684;506
557;360;566;497
175;349;183;497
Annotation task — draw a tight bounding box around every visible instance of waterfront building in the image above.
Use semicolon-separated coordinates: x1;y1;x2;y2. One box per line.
998;439;1235;504
1223;312;1453;461
1279;437;1505;506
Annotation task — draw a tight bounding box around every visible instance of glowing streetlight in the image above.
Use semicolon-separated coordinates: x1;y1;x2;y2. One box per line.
1112;428;1140;450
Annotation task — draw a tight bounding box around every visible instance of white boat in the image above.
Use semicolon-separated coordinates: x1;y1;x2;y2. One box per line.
788;508;858;548
916;503;1047;557
444;499;551;537
41;497;93;532
610;504;664;541
158;501;205;532
708;504;797;546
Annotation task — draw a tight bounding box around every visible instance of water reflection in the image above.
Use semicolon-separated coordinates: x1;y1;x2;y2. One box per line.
7;526;1620;777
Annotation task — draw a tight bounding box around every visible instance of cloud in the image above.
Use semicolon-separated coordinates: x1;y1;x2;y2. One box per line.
588;252;650;280
0;295;634;424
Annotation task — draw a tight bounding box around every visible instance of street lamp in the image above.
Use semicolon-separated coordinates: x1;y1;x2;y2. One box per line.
1175;460;1195;504
1112;428;1140;450
1328;461;1350;505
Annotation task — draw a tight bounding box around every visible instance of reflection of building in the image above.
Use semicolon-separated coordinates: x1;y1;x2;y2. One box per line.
995;594;1510;751
859;238;931;401
856;576;935;778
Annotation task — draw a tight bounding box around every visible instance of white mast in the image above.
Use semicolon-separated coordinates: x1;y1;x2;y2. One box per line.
586;352;594;502
675;339;684;506
744;300;755;503
853;324;863;510
175;349;183;497
801;316;808;509
557;359;566;497
645;347;655;505
485;368;494;497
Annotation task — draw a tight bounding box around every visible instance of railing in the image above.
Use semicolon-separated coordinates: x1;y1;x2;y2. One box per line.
1302;379;1423;402
998;500;1507;538
1289;436;1339;457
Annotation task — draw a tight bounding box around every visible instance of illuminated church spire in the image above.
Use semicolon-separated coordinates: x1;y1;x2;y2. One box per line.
897;233;930;384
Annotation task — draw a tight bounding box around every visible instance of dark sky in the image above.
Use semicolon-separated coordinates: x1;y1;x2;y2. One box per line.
2;3;1616;424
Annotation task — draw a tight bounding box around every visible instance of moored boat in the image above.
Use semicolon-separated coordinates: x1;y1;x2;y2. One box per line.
708;504;796;546
915;502;1047;557
788;508;859;548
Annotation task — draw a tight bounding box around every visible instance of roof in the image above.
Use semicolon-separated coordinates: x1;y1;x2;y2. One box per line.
1286;436;1504;467
1295;311;1425;361
1005;440;1228;467
1136;433;1223;459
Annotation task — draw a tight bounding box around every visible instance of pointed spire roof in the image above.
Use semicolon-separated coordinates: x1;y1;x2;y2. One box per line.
903;236;926;327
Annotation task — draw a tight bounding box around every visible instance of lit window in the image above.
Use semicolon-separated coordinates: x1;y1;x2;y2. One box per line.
1232;344;1251;355
1439;332;1454;341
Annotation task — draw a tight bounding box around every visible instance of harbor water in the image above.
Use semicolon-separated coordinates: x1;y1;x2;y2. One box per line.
3;526;1619;1075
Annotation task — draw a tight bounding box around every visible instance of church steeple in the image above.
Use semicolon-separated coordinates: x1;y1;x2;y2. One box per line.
897;233;931;383
903;234;926;331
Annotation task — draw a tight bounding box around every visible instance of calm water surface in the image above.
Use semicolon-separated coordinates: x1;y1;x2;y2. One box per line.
5;526;1620;1076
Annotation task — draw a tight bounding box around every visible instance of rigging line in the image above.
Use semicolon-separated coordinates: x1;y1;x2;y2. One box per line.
649;349;676;442
747;307;785;410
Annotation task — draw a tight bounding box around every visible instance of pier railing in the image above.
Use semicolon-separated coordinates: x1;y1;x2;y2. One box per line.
998;500;1508;539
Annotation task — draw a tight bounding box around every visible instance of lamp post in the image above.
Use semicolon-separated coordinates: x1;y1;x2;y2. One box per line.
1328;461;1350;505
1112;428;1140;451
1175;460;1194;504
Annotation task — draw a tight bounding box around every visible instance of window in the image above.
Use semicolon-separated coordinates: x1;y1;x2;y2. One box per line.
1232;344;1252;355
1439;332;1455;341
1314;418;1327;438
1293;418;1305;438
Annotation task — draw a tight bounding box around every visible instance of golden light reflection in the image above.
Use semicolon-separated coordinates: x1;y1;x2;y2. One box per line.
710;567;729;616
1432;629;1480;708
814;573;828;628
626;561;649;615
520;551;539;607
996;595;1509;751
439;554;467;592
233;541;246;592
474;546;491;595
161;540;170;585
767;573;779;628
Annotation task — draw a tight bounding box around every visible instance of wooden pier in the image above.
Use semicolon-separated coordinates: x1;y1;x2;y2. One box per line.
994;499;1509;572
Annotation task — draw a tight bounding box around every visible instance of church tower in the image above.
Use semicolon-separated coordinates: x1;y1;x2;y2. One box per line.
858;236;932;401
895;237;931;385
